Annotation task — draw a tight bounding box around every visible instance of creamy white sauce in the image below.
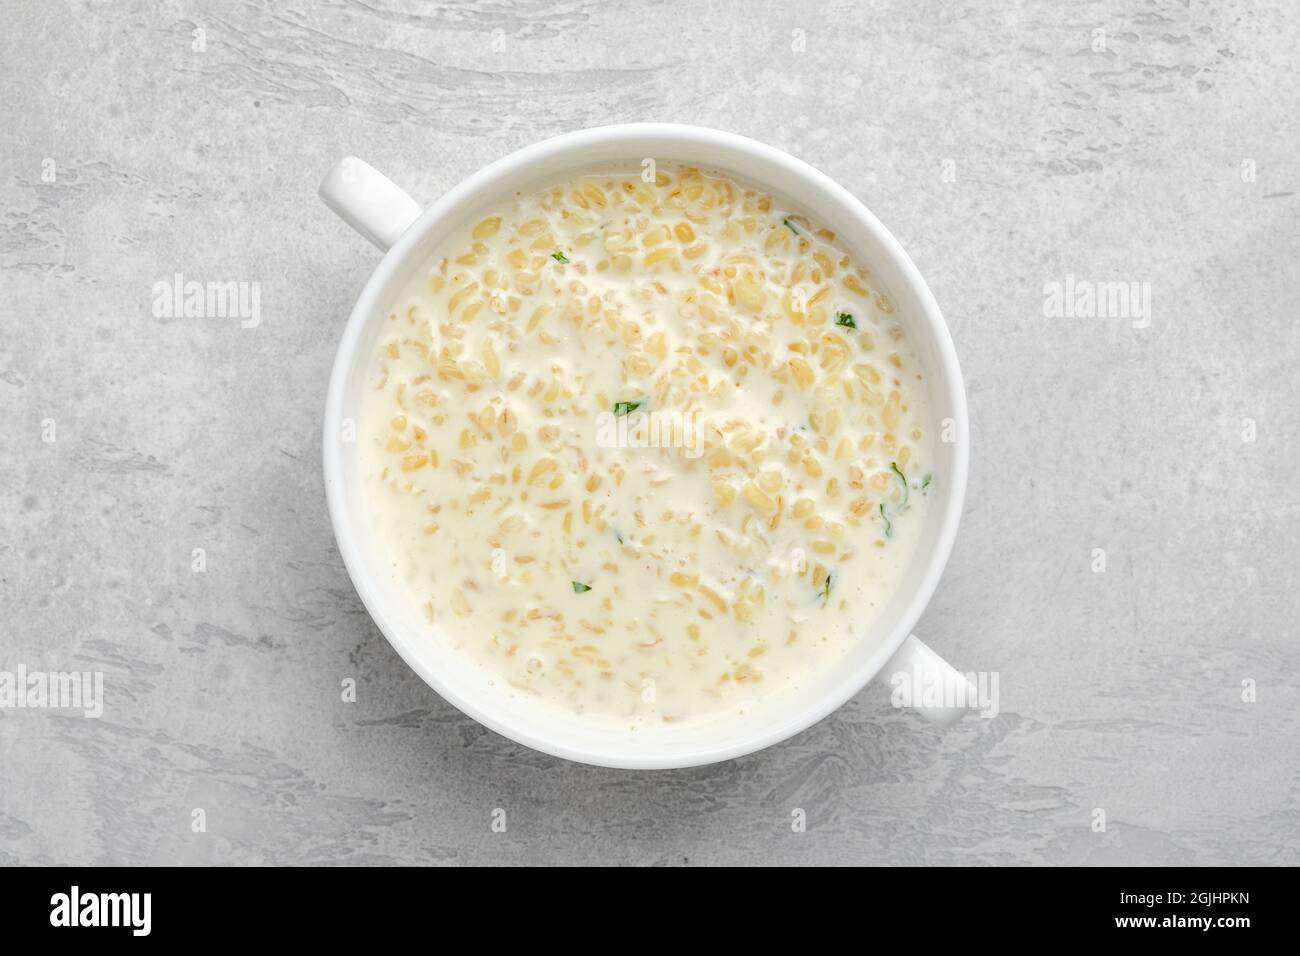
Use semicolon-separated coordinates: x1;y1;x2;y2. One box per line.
358;163;931;727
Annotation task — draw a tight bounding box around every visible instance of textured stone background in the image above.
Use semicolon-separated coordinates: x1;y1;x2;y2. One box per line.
2;0;1297;865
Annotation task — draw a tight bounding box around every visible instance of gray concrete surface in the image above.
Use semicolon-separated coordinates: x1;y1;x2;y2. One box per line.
2;0;1297;866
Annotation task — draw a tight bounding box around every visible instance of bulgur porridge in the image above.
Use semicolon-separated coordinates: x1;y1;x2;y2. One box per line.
358;162;933;726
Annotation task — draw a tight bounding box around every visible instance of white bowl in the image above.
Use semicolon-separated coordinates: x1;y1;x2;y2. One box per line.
319;124;970;769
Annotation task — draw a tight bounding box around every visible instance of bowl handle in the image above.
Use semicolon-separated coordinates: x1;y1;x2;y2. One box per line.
318;157;422;252
880;634;981;727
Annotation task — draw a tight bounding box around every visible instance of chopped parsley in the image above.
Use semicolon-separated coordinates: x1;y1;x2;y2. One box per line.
551;251;570;264
572;581;592;593
835;312;857;330
879;462;910;540
889;461;910;507
782;217;800;235
613;399;642;416
820;571;833;605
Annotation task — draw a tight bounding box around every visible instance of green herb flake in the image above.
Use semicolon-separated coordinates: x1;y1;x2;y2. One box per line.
835;312;857;329
613;400;642;416
551;251;570;264
820;571;833;605
889;461;910;507
782;217;800;235
572;581;592;593
920;473;932;492
878;462;909;540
